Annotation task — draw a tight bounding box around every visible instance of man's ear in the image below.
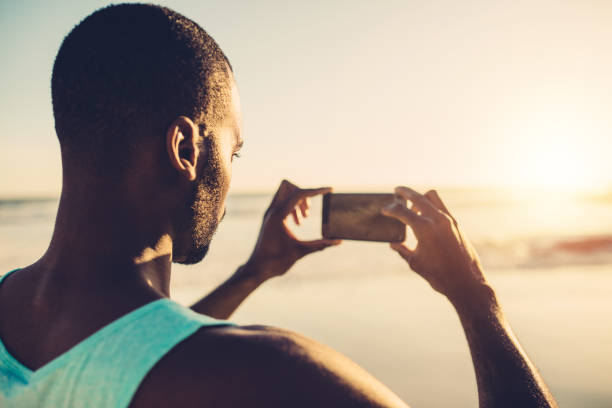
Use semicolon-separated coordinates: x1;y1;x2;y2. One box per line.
166;116;201;181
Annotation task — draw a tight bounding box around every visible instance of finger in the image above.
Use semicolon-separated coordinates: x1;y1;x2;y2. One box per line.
291;208;300;225
274;179;293;199
299;239;342;255
395;186;439;217
390;242;415;262
301;187;332;198
424;190;452;217
381;202;426;230
298;198;309;218
268;179;299;212
283;186;332;215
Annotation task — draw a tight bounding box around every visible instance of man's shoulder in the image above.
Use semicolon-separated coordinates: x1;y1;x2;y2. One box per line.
129;323;407;408
129;324;325;407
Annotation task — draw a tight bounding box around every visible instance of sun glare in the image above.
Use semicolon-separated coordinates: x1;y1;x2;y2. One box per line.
504;110;602;192
516;136;590;190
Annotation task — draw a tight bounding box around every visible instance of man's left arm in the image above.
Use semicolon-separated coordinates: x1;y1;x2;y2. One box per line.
191;179;341;319
190;263;264;319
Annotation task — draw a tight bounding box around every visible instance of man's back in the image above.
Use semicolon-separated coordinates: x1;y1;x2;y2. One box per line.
0;268;236;407
0;267;405;408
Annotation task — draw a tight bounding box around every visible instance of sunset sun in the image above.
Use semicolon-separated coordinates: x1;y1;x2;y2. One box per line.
504;110;602;192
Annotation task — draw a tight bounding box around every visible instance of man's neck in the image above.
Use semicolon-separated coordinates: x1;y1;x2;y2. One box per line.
35;187;175;300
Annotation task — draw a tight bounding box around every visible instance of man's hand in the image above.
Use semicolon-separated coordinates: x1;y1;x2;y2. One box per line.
191;179;340;319
383;186;558;408
381;186;487;303
246;179;341;281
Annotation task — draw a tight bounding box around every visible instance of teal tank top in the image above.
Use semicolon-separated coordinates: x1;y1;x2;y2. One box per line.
0;269;234;407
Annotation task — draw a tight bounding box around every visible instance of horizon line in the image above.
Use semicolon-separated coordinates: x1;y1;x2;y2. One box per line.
2;183;612;201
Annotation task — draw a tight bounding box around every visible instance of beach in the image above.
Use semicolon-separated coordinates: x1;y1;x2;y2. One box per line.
2;189;612;407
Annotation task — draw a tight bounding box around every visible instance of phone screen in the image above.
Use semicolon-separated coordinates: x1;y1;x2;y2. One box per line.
321;193;406;243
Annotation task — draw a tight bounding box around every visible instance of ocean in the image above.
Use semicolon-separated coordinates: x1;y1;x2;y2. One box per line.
1;189;611;407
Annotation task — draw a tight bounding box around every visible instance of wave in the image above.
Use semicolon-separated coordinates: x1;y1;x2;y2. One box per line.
476;235;612;270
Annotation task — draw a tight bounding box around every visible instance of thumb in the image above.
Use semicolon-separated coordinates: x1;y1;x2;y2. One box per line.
390;242;415;263
299;239;342;256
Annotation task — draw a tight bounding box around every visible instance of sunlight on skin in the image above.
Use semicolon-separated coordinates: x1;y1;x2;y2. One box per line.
133;235;173;264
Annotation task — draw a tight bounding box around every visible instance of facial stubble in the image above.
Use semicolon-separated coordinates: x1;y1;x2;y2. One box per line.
176;137;226;265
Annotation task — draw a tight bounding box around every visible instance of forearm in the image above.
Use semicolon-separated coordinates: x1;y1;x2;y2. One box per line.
190;263;266;319
450;285;557;408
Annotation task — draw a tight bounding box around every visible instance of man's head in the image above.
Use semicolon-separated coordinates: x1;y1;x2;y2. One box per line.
52;3;243;264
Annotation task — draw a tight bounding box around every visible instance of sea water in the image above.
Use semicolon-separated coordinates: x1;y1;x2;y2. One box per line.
1;189;611;407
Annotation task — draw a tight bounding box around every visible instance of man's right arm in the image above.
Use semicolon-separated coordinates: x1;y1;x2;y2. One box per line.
382;187;558;408
452;286;557;407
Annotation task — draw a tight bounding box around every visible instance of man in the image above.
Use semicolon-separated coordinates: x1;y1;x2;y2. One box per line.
0;4;557;407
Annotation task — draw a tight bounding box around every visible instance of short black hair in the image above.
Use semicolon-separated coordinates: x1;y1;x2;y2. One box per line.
51;3;232;174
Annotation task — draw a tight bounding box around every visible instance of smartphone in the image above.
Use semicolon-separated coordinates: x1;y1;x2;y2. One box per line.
322;193;406;242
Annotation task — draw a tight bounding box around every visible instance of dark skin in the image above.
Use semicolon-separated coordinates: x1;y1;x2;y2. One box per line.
0;75;557;407
190;180;341;319
382;188;558;408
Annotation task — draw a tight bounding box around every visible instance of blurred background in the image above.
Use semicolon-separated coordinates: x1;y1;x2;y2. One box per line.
2;1;612;406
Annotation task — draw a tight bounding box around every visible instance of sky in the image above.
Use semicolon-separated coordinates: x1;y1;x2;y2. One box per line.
1;0;611;196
